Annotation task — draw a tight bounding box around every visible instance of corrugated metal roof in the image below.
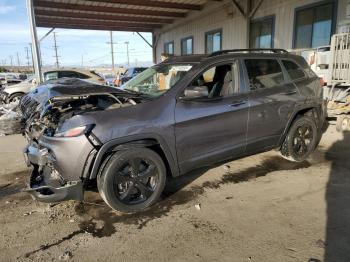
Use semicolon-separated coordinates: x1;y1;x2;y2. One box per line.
33;0;211;32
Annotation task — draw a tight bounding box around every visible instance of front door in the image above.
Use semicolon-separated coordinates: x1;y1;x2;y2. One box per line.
175;61;249;174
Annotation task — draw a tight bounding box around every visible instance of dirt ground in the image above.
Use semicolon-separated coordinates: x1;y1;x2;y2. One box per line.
0;124;349;262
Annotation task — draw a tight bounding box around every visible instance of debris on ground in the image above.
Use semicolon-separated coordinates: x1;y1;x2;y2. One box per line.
0;101;23;136
223;164;231;171
23;211;36;216
315;239;326;249
194;203;201;210
58;251;72;260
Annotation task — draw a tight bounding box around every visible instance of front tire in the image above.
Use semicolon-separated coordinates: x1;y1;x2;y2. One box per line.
97;148;166;213
280;116;319;162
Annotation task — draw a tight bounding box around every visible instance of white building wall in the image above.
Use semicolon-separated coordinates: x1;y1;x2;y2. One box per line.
155;0;348;62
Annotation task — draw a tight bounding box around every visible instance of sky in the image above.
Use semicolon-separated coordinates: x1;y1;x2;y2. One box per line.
0;0;153;68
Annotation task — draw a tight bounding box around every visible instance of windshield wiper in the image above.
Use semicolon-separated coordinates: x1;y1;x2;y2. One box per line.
123;88;153;99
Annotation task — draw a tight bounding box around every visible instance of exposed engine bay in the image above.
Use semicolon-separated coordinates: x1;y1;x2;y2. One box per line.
20;78;140;141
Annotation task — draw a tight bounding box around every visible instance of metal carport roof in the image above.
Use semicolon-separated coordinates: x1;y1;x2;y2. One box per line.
27;0;214;82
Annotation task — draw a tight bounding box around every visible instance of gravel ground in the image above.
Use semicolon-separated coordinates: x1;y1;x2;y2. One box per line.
0;125;349;262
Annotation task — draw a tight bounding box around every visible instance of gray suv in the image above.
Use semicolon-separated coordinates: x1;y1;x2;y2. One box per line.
21;49;326;213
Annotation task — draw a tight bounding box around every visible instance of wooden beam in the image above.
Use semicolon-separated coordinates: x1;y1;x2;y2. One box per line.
36;17;162;29
249;0;264;18
34;9;173;24
231;0;246;17
136;32;153;48
36;22;153;32
33;0;187;18
85;0;201;10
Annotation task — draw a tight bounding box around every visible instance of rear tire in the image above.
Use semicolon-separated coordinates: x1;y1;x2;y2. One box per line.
97;148;166;213
280;116;318;162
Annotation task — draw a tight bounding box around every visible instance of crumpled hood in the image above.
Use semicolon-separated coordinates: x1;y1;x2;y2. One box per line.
28;78;120;104
20;78;129;119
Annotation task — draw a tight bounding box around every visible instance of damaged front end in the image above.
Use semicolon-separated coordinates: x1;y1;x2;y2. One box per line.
23;143;83;202
21;78;138;202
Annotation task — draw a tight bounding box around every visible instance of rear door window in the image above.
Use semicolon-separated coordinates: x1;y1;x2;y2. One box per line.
282;60;306;80
244;59;285;90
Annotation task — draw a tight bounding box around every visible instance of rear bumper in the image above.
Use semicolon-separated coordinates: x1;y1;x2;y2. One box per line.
23;142;84;203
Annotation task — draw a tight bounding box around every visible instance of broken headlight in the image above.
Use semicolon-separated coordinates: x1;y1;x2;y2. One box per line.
54;124;94;138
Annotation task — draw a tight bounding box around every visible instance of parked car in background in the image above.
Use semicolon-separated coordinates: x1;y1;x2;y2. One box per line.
21;49;325;213
119;67;147;86
103;73;118;86
44;69;106;85
0;69;107;103
1;77;36;102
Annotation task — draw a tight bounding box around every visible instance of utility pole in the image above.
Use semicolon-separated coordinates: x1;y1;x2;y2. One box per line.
53;32;60;68
25;46;30;67
81;54;84;68
125;41;130;68
107;31;115;72
16;52;21;67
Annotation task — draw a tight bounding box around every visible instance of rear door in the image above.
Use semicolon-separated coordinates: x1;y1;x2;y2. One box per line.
175;60;249;173
243;58;301;153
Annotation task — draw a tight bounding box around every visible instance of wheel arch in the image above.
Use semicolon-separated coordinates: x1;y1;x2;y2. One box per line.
278;105;321;148
8;91;25;101
89;134;179;180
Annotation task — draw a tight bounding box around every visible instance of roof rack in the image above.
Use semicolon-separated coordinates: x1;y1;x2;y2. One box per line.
209;48;289;57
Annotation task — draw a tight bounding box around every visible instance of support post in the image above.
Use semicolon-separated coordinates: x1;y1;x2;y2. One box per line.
152;32;158;64
26;0;43;83
245;0;251;48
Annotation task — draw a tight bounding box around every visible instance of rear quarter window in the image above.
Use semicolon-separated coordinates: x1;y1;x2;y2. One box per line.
282;60;306;80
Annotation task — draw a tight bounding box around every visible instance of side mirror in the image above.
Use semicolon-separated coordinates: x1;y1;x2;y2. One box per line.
180;86;209;100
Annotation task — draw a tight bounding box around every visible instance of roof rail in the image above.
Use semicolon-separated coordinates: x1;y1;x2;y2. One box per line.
209;48;289;57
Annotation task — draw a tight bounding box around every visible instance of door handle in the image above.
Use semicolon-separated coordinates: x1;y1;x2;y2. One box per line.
229;100;247;107
284;90;297;95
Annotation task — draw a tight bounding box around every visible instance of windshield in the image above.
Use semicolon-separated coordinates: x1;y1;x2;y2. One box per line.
123;64;193;97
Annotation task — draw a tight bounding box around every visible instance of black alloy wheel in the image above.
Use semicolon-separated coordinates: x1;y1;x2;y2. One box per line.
281;116;318;162
98;148;166;213
113;158;159;205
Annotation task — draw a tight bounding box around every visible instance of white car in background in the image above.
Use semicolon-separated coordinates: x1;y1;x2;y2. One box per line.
1;69;107;103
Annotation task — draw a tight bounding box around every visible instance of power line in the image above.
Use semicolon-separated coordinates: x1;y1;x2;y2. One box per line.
125;41;130;68
53;32;60;68
25;46;31;67
106;31;116;72
16;52;21;67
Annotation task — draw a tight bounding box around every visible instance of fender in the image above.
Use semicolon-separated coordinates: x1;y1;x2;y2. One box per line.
277;102;322;147
88;133;180;179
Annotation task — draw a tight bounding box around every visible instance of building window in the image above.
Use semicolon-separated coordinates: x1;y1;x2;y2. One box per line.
294;1;336;49
205;29;222;54
181;37;193;55
250;16;275;48
164;41;174;55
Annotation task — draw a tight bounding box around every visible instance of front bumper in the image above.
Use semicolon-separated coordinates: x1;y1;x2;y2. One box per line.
23;141;86;203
